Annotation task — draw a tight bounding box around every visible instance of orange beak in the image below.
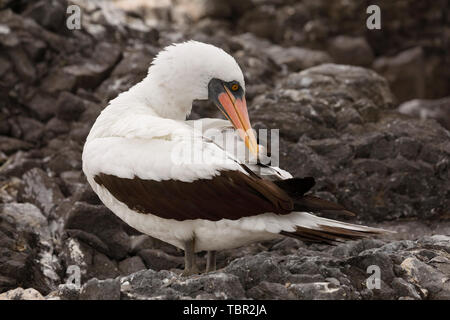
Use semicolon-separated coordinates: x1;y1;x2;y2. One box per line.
217;85;259;156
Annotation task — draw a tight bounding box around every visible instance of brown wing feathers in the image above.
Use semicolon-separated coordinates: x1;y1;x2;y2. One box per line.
273;177;356;217
94;170;358;222
281;224;385;245
94;170;293;221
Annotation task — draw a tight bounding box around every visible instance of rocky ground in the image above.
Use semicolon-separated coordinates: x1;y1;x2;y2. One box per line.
0;0;449;300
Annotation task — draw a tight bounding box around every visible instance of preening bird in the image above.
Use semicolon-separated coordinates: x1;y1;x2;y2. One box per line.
82;41;388;275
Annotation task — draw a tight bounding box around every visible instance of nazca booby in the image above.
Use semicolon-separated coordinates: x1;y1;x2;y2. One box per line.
82;41;388;275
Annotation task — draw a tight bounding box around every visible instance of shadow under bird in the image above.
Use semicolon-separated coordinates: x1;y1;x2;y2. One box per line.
82;41;390;276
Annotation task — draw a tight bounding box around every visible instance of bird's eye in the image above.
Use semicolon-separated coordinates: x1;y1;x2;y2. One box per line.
231;84;239;91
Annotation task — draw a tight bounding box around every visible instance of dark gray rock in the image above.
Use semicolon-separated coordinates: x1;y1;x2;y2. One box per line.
251;64;449;222
110;235;450;300
50;283;80;300
65;202;131;260
1;203;47;235
391;277;421;300
266;45;333;71
118;256;146;276
0;151;42;177
0;215;50;295
65;229;109;255
373;47;425;103
398;97;450;131
16;116;45;143
6;47;36;83
170;272;246;299
328;36;374;67
173;0;252;23
129;234;182;257
0;287;45;300
56;92;87;121
399;254;450;299
223;252;289;289
62;42;122;90
120;269;180;300
120;269;245;300
95;46;157;104
247;281;296;300
80;278;120;300
287;282;349;300
24;93;58;122
138;249;184;271
68;122;92;144
60;237;121;282
40;69;77;94
17;168;65;217
46;149;82;175
45;117;70;137
23;0;67;31
0;136;33;155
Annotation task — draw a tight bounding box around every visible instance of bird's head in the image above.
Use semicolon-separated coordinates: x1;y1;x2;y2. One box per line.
147;40;258;156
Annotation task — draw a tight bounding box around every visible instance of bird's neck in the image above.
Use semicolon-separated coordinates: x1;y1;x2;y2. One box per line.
113;75;193;120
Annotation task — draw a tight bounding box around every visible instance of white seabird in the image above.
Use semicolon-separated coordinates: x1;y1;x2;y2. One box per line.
82;41;388;275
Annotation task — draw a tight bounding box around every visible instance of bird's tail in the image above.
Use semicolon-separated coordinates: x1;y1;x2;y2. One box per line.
280;212;392;244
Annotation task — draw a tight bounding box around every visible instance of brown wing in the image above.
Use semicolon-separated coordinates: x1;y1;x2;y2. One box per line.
293;195;356;217
94;170;294;221
273;177;356;217
280;225;383;244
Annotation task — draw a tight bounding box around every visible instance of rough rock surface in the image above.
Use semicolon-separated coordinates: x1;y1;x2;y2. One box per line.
0;0;448;300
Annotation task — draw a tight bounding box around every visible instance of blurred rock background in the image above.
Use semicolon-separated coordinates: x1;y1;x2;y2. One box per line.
0;0;449;300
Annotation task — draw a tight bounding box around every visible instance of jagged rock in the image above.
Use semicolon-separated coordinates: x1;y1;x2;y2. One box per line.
138;249;184;271
173;0;252;23
391;277;421;300
327;36;374;67
0;136;33;155
65;236;446;300
46;149;82;175
56;92;87;121
120;269;246;300
400;255;450;299
0;0;448;301
0;203;47;235
23;0;67;31
0;215;50;294
62;42;122;90
17;168;65;217
118;256;146;276
65;202;131;260
80;278;121;300
16;116;45;143
24;93;58;121
60;236;121;282
247;281;296;300
287;282;349;300
398;97;450;131
49;283;80;300
223;252;289;290
266;46;333;71
129;234;182;256
95;46;157;103
0;151;42;177
373;47;425;103
251;64;449;221
0;287;45;300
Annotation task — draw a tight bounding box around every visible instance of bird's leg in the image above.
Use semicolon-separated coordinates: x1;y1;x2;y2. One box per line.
182;238;199;276
206;250;216;273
